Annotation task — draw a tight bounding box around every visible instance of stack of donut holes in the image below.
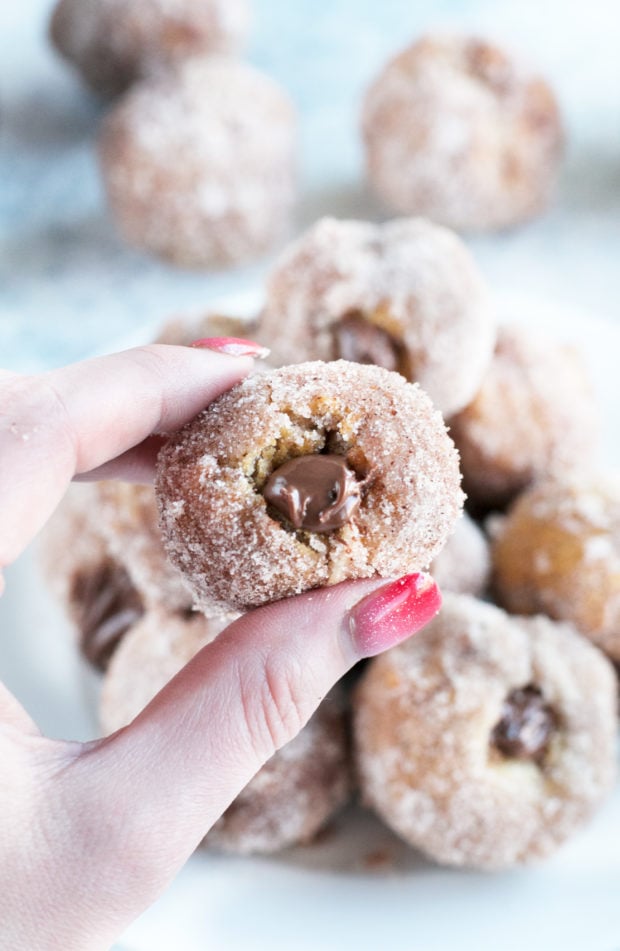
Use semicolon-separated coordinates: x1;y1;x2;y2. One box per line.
49;0;297;267
50;12;565;269
43;205;620;870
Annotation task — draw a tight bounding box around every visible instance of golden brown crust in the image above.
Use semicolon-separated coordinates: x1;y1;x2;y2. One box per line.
156;360;464;613
492;472;620;660
353;594;617;869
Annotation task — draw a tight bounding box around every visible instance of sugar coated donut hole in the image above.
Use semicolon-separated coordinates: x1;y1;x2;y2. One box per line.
353;594;617;869
492;472;620;662
430;512;490;597
50;0;250;97
97;481;192;614
362;34;563;231
449;324;599;512
99;57;297;268
257;216;495;418
156;360;464;614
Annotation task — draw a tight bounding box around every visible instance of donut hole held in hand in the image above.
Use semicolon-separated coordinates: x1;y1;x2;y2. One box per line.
332;308;412;381
490;684;559;767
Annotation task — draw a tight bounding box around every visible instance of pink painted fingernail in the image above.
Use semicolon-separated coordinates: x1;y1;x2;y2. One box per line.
347;573;441;658
190;336;270;358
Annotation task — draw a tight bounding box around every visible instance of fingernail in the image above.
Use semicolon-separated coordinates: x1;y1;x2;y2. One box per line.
347;573;441;659
190;336;270;359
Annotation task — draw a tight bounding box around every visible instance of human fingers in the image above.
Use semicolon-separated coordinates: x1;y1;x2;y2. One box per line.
50;574;440;945
0;343;254;571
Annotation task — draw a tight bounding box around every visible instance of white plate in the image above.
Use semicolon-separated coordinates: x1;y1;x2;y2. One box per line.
1;292;620;951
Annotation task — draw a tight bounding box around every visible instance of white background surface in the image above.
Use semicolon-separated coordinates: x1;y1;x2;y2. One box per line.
2;2;620;949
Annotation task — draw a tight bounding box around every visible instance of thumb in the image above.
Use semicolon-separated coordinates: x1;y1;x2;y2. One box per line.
57;573;440;944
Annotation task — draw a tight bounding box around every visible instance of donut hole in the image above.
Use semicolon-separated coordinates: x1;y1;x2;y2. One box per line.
490;684;559;766
332;308;411;380
71;559;145;670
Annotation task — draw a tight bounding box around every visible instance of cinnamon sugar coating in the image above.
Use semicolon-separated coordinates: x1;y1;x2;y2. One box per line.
430;512;489;597
99;57;297;267
97;481;193;613
155;361;464;613
50;0;250;98
100;611;351;853
353;594;617;869
362;35;563;231
492;472;620;661
449;325;599;511
257;217;495;417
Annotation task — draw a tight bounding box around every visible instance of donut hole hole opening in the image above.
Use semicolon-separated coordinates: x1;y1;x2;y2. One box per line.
248;413;325;491
490;684;559;766
332;308;411;380
71;559;145;671
250;422;369;538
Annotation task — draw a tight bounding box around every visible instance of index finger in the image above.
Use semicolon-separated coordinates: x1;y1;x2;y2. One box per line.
0;344;253;572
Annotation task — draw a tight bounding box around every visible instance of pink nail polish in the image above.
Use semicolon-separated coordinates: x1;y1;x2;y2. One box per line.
190;336;270;359
347;573;441;658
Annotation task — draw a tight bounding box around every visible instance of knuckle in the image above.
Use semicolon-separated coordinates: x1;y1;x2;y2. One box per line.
239;655;307;760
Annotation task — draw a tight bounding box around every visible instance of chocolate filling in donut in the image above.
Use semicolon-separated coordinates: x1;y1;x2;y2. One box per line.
333;312;407;376
491;685;558;764
71;560;145;671
263;453;362;533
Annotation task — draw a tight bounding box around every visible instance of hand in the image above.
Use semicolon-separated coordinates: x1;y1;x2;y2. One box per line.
0;341;440;950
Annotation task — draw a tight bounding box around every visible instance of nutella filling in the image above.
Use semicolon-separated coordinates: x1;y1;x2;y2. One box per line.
491;685;558;763
71;561;144;671
333;312;403;373
263;453;362;533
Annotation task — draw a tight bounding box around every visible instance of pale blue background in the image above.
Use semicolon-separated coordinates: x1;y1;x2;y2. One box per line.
2;0;620;372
